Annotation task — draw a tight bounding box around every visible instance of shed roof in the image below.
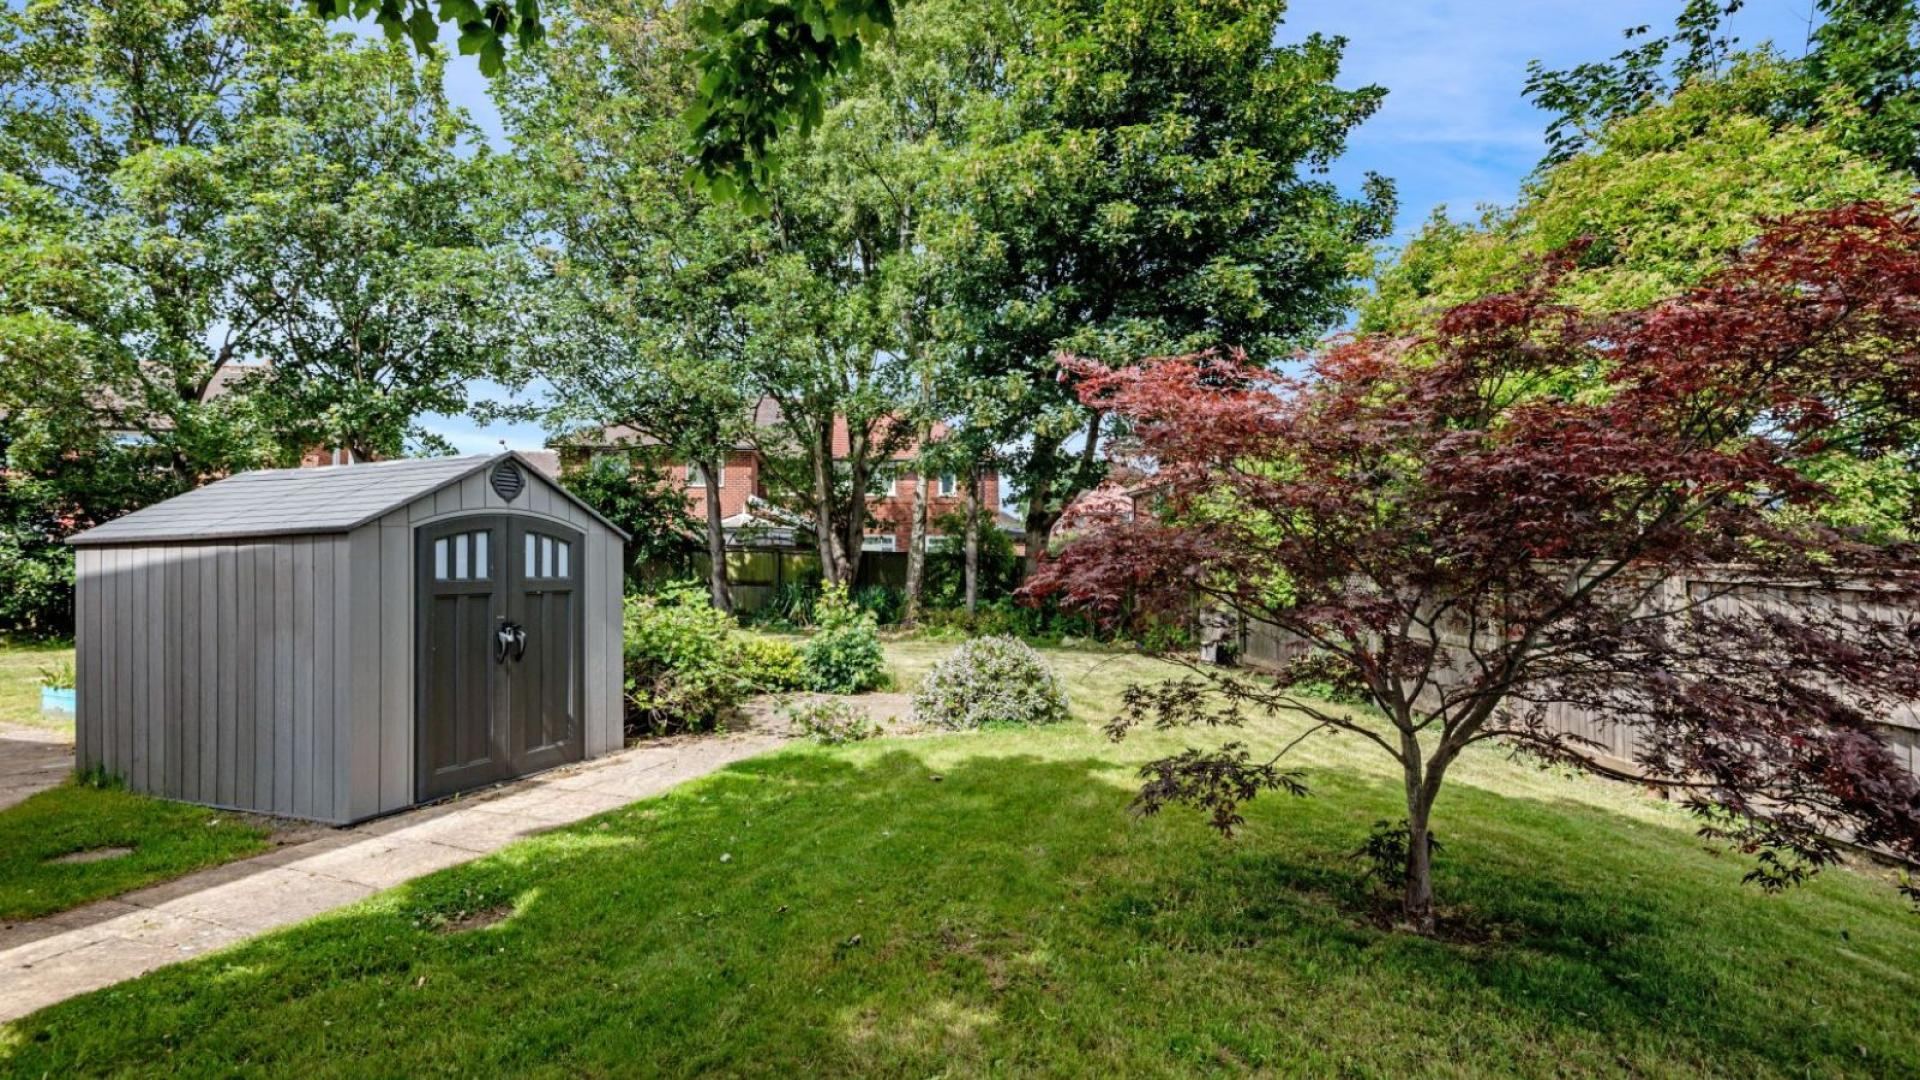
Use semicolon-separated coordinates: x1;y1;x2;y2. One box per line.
69;452;625;546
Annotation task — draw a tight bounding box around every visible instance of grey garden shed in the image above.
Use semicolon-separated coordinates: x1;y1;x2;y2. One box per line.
67;453;628;824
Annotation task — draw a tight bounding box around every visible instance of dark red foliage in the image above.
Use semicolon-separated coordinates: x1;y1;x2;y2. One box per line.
1030;203;1920;922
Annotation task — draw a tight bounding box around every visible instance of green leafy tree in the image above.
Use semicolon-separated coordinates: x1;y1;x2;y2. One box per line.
493;0;762;611
1365;59;1912;326
0;1;509;628
309;0;897;207
1526;1;1920;175
933;0;1394;573
557;451;701;588
1365;59;1916;536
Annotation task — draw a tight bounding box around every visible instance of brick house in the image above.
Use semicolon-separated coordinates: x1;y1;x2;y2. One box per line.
564;398;1004;553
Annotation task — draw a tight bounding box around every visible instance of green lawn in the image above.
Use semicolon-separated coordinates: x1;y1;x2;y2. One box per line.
0;779;274;921
0;638;73;733
3;643;1917;1076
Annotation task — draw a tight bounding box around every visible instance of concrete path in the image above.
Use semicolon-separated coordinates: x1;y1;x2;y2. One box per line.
0;730;783;1023
0;722;74;812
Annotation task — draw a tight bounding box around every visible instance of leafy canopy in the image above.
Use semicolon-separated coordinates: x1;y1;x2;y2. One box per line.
1032;203;1920;929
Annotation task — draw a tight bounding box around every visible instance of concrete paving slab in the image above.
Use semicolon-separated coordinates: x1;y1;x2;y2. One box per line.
293;838;476;891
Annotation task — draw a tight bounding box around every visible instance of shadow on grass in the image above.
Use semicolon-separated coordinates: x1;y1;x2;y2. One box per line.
3;746;1915;1076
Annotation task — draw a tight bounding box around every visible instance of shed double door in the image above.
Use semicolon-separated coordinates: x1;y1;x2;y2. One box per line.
417;516;585;801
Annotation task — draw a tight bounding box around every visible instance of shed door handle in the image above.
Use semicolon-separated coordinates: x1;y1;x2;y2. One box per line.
495;623;523;664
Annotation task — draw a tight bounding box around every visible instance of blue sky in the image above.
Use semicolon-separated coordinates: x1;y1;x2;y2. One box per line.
421;0;1826;454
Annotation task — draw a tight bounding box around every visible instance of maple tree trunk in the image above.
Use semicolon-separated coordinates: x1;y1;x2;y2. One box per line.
964;468;980;617
1402;802;1436;934
701;462;732;614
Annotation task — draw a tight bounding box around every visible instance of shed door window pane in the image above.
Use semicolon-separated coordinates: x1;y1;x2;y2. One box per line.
525;534;536;577
435;530;491;581
556;539;569;578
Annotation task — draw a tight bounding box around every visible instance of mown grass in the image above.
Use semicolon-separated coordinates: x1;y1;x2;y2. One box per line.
3;644;1916;1076
0;638;73;734
0;778;273;921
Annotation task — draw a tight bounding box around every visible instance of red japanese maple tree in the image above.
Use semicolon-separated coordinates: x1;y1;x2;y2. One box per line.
1028;203;1920;932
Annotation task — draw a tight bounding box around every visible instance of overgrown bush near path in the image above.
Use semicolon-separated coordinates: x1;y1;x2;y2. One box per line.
782;697;881;744
912;635;1069;730
801;584;889;694
624;587;806;734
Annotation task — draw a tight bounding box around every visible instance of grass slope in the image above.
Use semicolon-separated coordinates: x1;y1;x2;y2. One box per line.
3;646;1916;1076
0;639;73;733
0;780;273;921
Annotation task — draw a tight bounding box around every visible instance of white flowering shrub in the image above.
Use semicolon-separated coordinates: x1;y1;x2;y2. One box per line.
912;636;1070;730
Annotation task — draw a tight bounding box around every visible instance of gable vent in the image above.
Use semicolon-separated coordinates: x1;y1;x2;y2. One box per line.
490;460;525;502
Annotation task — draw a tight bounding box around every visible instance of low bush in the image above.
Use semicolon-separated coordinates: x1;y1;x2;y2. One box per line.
737;635;807;692
37;659;75;690
801;584;889;693
623;586;748;735
852;583;903;626
781;697;881;745
911;635;1069;730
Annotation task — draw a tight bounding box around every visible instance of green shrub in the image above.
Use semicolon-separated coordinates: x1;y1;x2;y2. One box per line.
757;579;820;628
911;635;1069;730
852;583;903;626
781;697;881;745
801;584;888;693
37;659;76;691
737;635;807;692
623;586;747;735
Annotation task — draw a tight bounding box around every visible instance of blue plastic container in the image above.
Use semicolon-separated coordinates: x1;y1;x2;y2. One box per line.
41;686;76;718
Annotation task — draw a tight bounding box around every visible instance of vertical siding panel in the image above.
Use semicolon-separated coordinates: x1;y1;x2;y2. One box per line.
291;539;315;818
434;486;461;517
240;544;262;810
172;546;193;801
274;541;296;817
160;547;177;797
600;534;624;755
583;533;606;757
311;538;336;821
258;543;281;814
75;550;98;772
119;548;137;789
114;547;131;779
218;545;240;808
131;547;152;793
379;521;412;812
284;538;307;814
348;527;383;820
193;548;214;803
331;538;352;821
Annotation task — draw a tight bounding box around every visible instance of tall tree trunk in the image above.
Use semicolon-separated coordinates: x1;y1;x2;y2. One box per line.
1022;496;1058;579
701;459;732;613
810;423;846;587
964;465;981;617
843;426;870;590
902;452;930;627
1021;411;1106;577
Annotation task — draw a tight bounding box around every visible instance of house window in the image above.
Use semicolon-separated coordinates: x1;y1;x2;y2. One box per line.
861;534;897;552
866;466;897;498
937;472;958;497
687;463;722;488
